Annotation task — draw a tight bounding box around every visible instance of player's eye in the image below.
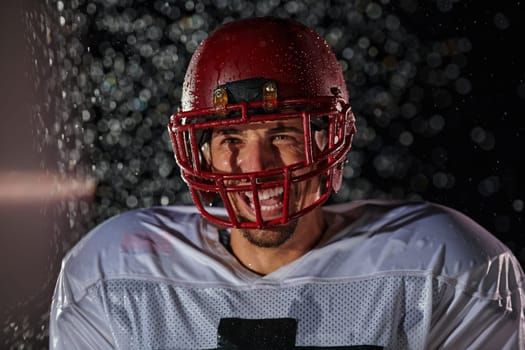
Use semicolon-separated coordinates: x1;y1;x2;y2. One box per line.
272;134;301;144
220;137;242;145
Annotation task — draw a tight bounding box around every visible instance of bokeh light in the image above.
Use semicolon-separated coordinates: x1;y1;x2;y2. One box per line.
2;0;523;347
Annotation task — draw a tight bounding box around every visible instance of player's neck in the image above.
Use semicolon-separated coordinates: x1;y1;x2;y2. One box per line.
230;208;326;275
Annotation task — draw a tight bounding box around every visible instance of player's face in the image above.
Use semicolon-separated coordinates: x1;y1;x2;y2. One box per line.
207;118;321;224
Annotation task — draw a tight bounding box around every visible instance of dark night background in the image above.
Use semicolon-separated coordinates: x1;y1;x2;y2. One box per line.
1;0;524;348
396;1;525;257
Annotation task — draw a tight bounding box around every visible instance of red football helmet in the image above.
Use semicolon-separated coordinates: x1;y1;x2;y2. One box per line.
168;17;356;228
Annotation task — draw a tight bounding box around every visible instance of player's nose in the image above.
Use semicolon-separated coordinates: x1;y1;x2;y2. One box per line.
238;139;280;172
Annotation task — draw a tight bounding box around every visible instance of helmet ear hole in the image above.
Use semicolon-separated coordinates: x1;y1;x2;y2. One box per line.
200;142;211;167
314;129;328;152
332;162;344;193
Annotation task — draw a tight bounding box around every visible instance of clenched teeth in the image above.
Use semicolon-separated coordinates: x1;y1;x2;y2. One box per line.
250;202;282;211
244;186;284;200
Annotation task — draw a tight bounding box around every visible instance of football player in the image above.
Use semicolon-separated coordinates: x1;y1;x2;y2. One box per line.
50;17;525;349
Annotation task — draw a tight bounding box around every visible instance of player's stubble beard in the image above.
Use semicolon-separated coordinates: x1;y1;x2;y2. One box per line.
233;175;320;248
239;219;299;248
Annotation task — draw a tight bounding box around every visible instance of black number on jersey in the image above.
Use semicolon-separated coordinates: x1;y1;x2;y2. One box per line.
215;318;384;350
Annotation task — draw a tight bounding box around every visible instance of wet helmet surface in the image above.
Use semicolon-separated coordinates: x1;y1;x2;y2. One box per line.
169;17;356;228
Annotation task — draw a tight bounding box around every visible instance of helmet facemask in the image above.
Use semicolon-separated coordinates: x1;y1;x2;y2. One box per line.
169;18;357;228
169;78;355;228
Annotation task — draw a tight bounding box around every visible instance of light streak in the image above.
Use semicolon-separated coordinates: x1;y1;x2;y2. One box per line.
0;171;96;203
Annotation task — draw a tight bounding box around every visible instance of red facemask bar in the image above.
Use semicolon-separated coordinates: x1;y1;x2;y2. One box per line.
168;96;355;228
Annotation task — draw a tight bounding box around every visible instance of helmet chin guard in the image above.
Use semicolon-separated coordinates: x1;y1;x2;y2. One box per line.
168;17;356;228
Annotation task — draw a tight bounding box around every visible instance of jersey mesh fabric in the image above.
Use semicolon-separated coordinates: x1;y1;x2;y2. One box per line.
93;274;437;349
50;202;525;349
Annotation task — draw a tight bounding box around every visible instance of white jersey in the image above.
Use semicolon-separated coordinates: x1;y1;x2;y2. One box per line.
49;200;525;349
